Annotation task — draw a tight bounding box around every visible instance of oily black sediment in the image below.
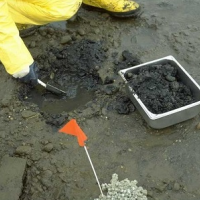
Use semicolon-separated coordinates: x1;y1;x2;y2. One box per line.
48;39;107;90
114;50;141;73
126;63;195;114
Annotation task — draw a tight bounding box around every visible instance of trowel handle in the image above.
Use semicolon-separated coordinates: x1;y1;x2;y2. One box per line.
38;79;46;88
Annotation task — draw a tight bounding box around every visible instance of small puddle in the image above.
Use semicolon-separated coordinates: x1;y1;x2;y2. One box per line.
28;86;94;114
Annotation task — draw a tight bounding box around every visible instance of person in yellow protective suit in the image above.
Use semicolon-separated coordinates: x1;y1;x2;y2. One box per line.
0;0;140;85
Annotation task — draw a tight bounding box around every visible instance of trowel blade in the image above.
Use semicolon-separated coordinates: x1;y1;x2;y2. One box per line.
38;79;66;95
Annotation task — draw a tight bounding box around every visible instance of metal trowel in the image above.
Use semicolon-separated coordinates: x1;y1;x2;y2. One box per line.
38;79;66;95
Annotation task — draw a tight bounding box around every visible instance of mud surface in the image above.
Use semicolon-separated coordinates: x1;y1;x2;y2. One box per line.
126;63;195;114
40;39;106;91
1;1;200;200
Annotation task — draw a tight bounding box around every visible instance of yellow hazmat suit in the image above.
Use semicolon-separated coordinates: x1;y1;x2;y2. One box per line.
0;0;139;76
0;0;81;75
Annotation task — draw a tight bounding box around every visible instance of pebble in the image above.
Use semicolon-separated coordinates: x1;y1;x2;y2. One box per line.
31;153;41;161
101;13;110;18
166;75;176;82
155;182;167;192
32;178;38;183
173;182;180;191
94;28;100;34
0;131;6;138
113;41;119;48
76;35;82;41
50;159;57;165
171;81;179;90
104;85;119;95
90;21;96;27
35;184;43;192
127;73;133;78
36;35;42;42
60;35;72;44
43;143;54;152
21;110;37;119
38;26;47;36
71;35;77;41
40;178;51;188
29;41;36;48
50;72;55;80
68;15;77;22
59;173;67;183
47;27;55;35
196;122;200;130
95;66;100;71
49;39;57;47
57;167;65;173
101;108;108;115
77;29;85;36
104;76;114;84
46;34;51;39
1;94;12;107
38;27;47;36
42;170;53;179
53;187;62;199
182;30;190;36
15;146;32;155
147;191;153;197
30;187;35;194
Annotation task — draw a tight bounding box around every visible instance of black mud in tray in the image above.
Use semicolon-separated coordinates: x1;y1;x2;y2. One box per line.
119;55;200;129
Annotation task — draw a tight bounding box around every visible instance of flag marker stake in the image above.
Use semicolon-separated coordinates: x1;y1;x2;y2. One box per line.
59;119;104;197
84;146;104;197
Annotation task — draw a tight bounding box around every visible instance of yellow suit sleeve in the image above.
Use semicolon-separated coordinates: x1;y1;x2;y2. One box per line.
0;0;33;75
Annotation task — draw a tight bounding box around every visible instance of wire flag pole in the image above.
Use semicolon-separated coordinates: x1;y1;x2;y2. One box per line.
84;146;104;196
59;119;104;197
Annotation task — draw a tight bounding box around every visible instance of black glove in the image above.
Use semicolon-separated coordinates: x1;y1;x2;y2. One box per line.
19;62;39;86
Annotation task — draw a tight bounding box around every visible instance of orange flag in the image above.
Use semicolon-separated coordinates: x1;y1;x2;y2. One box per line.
59;119;87;147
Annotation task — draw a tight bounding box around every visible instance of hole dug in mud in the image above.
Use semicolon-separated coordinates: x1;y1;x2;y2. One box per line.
18;38;141;128
19;39;107;115
28;86;94;114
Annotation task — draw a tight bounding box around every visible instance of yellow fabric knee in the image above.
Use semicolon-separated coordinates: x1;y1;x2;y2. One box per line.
7;0;82;25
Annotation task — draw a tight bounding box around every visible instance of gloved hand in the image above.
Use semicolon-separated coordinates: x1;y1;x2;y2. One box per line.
13;62;39;86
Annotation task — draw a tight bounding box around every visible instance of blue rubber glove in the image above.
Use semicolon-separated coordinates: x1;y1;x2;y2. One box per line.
19;62;39;86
